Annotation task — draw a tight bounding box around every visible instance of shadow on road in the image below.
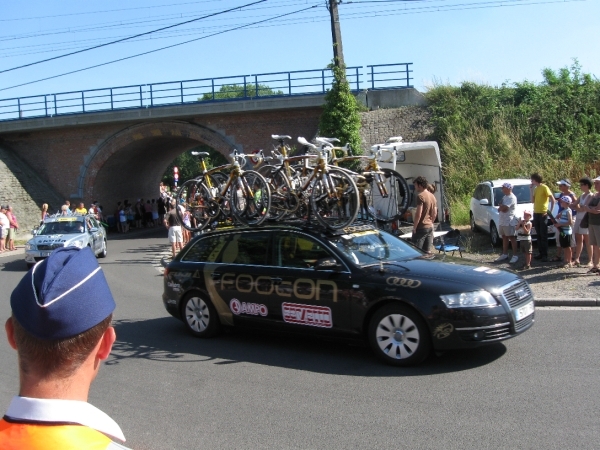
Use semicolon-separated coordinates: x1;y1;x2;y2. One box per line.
109;317;507;377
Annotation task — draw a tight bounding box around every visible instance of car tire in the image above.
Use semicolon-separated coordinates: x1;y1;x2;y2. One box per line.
490;222;501;247
367;304;431;367
181;293;220;338
98;239;107;258
470;212;479;232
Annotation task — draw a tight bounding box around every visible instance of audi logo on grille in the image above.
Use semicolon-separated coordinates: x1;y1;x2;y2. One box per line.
386;277;421;288
515;288;528;300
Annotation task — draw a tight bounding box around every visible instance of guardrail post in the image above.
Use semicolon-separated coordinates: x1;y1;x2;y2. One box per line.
54;94;57;115
355;67;360;91
211;79;215;100
149;85;153;107
243;76;247;98
288;72;291;95
82;91;85;113
44;96;48;117
322;70;325;93
180;81;184;104
406;64;410;87
17;98;21;119
139;86;143;107
254;75;258;97
110;88;114;110
371;66;375;90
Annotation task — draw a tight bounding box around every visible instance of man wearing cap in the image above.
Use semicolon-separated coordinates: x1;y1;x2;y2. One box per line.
581;176;600;274
530;173;555;261
1;247;129;449
553;179;577;262
495;183;519;263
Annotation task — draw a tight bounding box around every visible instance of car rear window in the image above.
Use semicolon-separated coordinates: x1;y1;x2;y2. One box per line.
181;235;228;263
493;185;531;205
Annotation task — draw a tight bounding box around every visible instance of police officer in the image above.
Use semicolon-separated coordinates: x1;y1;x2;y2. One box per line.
1;247;129;449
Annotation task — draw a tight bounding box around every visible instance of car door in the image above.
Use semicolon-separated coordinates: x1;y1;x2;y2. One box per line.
472;185;486;228
87;217;101;253
210;230;275;327
264;231;353;335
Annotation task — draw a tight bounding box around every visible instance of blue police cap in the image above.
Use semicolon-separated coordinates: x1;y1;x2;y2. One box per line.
10;247;116;340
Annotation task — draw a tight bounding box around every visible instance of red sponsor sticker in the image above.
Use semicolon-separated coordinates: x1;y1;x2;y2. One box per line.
281;303;332;328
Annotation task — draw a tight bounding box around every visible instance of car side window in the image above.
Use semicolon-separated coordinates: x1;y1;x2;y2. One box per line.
484;186;493;204
182;234;228;263
276;233;334;269
473;185;483;200
220;232;271;266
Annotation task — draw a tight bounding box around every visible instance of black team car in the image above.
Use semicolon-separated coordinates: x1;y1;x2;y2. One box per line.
162;224;534;366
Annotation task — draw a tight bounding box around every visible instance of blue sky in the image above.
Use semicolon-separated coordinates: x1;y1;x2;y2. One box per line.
0;0;598;100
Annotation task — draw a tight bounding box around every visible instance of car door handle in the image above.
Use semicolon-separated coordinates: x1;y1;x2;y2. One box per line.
271;277;282;285
210;272;221;280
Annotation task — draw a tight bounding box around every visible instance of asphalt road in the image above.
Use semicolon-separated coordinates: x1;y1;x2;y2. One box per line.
1;230;599;450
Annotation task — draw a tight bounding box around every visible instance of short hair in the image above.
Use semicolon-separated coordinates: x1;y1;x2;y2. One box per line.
61;205;68;211
579;177;592;188
413;176;428;188
531;173;543;183
42;203;48;210
426;183;436;194
11;314;112;379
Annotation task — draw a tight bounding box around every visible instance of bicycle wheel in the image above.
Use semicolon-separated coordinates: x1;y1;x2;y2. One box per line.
362;168;410;223
230;170;271;226
175;179;215;232
257;165;295;221
310;168;359;229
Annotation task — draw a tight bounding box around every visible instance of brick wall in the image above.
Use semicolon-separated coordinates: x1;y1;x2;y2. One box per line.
359;106;433;150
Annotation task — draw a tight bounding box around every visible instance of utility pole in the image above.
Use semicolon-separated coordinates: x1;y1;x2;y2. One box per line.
328;0;345;68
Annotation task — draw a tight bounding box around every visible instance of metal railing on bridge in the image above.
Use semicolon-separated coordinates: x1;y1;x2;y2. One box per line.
0;63;413;122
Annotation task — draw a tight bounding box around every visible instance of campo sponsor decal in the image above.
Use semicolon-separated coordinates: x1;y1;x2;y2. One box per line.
281;303;332;328
229;298;268;317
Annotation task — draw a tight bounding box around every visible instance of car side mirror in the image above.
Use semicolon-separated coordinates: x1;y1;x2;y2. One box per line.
89;227;98;233
314;257;342;271
479;199;489;206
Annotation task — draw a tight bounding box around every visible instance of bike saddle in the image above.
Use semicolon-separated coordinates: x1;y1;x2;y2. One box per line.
315;137;340;144
191;151;210;157
272;135;291;141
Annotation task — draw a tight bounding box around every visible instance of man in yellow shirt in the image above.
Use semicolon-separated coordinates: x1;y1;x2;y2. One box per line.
74;202;87;215
530;173;555;261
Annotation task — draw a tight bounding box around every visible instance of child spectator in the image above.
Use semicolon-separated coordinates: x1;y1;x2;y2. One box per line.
555;196;574;268
516;210;533;270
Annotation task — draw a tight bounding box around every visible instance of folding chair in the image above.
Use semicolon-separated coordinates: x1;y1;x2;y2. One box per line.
434;228;463;257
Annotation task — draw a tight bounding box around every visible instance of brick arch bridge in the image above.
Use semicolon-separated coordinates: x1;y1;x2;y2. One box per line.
83;121;237;206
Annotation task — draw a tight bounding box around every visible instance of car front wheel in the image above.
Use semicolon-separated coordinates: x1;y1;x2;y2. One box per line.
470;212;478;232
98;239;107;258
181;293;220;338
368;304;431;366
490;222;501;247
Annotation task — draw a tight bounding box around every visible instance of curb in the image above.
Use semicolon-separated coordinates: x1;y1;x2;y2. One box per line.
535;298;599;307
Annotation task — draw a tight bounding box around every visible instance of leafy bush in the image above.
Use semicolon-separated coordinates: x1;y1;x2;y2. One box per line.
425;60;600;225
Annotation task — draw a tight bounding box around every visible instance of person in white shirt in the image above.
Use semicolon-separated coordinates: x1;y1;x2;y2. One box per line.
495;182;519;264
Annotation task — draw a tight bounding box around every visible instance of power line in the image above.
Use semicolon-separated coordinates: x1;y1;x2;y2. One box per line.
0;0;267;75
0;4;320;93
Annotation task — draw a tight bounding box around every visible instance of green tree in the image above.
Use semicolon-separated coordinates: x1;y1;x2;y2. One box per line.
162;145;228;186
200;83;283;101
318;63;362;157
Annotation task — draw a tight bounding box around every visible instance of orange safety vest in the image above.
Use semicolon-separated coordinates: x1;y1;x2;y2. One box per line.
0;418;113;450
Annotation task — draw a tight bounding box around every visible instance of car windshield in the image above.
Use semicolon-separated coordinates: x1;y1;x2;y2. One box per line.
493;185;531;205
329;229;422;266
38;219;86;235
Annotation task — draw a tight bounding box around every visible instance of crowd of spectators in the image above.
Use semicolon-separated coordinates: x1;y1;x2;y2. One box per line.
0;204;19;253
494;173;600;273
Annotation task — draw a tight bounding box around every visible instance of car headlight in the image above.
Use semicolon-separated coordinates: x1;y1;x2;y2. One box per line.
440;290;498;308
26;242;36;251
70;240;86;248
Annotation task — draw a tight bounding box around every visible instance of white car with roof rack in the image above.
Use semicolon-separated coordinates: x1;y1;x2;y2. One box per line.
24;214;107;269
470;178;556;246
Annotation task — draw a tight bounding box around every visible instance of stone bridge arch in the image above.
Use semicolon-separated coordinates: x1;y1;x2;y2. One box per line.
81;121;237;207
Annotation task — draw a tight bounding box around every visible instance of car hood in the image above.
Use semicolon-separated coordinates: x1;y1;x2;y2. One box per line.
29;233;87;245
363;255;521;295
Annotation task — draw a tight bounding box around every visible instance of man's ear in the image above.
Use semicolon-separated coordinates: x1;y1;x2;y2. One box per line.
96;326;116;361
5;317;17;351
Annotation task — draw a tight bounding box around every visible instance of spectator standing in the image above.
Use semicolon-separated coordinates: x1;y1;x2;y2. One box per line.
6;205;19;251
134;199;143;228
119;206;128;233
554;196;575;268
144;200;153;227
530;173;555;262
495;182;519;263
0;205;9;252
152;199;160;226
411;176;437;253
582;176;600;274
1;247;129;448
553;179;577;262
41;203;49;223
516;210;533;270
573;177;593;267
164;200;183;259
74;202;87;215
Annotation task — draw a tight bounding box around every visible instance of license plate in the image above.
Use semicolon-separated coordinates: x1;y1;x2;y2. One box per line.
514;301;534;321
41;251;51;257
